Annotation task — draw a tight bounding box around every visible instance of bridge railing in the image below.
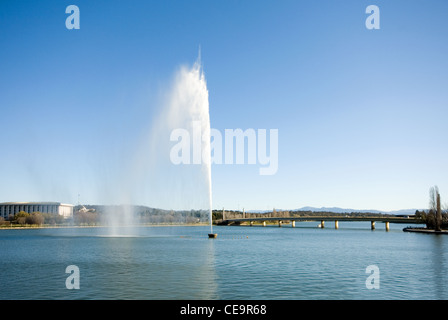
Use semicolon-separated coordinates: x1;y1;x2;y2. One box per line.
221;215;421;230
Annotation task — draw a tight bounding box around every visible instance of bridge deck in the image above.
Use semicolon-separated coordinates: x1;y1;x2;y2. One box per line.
225;216;420;224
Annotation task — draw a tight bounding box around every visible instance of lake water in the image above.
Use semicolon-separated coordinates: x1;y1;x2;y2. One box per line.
1;222;447;300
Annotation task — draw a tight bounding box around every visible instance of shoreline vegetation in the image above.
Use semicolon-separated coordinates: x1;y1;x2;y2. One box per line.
0;223;210;230
0;205;425;230
1;190;447;233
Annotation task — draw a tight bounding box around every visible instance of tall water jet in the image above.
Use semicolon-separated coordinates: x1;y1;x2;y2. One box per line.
189;56;214;235
171;54;214;235
129;52;214;233
186;54;213;234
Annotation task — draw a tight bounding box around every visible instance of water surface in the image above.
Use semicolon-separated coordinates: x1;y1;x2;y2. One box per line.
0;223;446;300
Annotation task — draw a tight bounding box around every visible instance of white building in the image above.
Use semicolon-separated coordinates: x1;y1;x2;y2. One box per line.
0;202;74;219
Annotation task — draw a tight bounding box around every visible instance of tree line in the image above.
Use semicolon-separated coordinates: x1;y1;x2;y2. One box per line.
212;208;393;223
0;211;65;227
0;206;210;227
5;189;446;229
73;205;209;226
415;186;448;230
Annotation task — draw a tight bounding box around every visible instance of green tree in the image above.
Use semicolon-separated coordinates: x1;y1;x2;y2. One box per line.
14;211;30;225
26;212;44;225
42;212;64;225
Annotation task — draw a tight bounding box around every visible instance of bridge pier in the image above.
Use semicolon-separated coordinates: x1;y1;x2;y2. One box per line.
320;220;325;228
250;221;254;227
262;221;266;227
371;221;375;230
291;221;295;228
278;220;282;227
335;220;339;229
385;221;390;231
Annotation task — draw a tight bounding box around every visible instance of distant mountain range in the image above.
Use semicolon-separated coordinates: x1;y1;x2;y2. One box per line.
296;207;423;216
247;207;423;216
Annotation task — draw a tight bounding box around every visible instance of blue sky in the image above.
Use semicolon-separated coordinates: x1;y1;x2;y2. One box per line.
1;0;448;211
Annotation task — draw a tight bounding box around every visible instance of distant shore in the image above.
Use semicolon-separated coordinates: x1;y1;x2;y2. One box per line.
0;222;209;230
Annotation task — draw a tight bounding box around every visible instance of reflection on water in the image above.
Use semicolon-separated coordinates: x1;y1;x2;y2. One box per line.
0;224;447;300
430;235;447;299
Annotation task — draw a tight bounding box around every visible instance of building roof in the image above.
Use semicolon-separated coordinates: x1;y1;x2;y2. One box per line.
0;202;74;207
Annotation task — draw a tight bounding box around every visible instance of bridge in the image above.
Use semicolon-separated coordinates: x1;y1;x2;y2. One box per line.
223;216;421;231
